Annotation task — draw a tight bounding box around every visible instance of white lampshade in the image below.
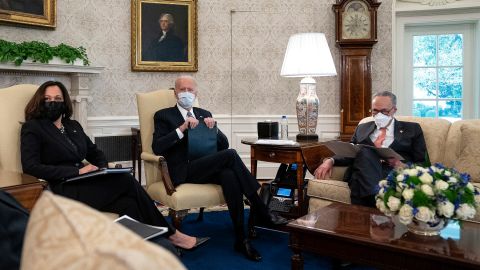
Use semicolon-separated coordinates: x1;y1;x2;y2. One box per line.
280;33;337;77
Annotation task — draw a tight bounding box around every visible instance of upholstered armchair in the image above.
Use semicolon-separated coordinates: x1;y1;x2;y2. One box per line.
136;89;225;228
0;84;39;173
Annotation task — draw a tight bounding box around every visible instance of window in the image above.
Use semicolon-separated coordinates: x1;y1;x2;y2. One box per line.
400;23;475;120
412;33;463;119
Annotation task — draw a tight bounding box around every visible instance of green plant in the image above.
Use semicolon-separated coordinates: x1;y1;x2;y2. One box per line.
0;39;90;66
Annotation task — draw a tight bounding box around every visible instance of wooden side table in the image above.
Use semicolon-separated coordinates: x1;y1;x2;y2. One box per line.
131;127;142;184
0;170;46;211
241;139;330;217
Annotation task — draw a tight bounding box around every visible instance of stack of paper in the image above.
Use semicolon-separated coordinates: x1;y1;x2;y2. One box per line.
255;139;298;146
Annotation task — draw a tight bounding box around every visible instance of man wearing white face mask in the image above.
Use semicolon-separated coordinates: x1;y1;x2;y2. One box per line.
314;91;427;207
152;75;287;261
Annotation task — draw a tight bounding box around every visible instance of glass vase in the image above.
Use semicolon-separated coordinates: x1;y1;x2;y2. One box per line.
406;217;448;236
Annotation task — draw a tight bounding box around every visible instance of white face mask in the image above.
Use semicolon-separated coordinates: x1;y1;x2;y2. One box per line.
374;113;392;128
177;91;195;109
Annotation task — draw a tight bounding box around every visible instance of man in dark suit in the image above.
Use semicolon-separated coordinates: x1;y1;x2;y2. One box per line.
0;191;29;270
314;91;427;207
152;75;287;261
143;13;186;62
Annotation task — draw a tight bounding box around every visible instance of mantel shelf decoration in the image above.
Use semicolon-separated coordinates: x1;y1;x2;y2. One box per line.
376;163;480;236
0;39;90;66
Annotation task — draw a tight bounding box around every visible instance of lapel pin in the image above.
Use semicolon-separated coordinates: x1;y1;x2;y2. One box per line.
400;130;404;133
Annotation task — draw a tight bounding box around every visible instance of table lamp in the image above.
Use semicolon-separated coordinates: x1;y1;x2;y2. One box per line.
280;33;337;141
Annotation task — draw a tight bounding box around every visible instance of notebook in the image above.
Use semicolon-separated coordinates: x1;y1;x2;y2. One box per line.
114;215;168;240
64;167;133;182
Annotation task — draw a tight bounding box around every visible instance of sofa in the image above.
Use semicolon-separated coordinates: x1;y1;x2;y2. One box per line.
307;116;480;220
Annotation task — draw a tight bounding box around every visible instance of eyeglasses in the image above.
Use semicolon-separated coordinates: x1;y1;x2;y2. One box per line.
372;107;395;116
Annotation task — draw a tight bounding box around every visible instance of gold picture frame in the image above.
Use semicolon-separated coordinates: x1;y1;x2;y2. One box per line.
131;0;197;72
0;0;56;28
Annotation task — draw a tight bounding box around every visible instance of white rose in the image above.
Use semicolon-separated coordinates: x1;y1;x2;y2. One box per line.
398;204;414;225
466;183;475;192
387;196;401;212
475;194;480;205
448;177;458;183
437;201;454;218
419;173;433;184
415;206;435;222
435;180;449;191
378;180;388;188
421;184;435;197
455;204;476;220
444;170;452;177
408;169;418;177
396;174;406;182
402;188;414;201
376;199;386;212
430;166;439;173
396;182;407;192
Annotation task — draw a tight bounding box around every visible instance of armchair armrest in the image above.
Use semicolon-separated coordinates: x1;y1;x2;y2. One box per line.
140;152;177;195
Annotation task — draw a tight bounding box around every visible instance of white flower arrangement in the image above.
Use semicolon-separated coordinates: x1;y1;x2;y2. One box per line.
376;163;480;225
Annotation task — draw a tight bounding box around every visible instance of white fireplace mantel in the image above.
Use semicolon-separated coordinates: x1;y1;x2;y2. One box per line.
0;62;104;132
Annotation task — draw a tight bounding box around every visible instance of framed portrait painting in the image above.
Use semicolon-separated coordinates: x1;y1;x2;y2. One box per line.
131;0;197;72
0;0;56;28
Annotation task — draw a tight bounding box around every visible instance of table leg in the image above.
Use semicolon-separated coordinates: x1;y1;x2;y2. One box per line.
291;249;304;270
250;147;257;178
297;161;306;215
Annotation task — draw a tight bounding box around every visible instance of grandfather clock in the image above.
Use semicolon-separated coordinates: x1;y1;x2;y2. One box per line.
333;0;381;141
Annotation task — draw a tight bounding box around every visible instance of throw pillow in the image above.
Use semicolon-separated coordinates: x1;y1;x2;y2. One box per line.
21;191;185;270
454;125;480;183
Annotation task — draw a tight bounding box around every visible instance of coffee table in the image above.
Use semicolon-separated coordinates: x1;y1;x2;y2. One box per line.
287;202;480;270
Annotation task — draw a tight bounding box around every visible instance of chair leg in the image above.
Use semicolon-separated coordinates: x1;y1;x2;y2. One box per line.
169;209;189;229
197;207;205;222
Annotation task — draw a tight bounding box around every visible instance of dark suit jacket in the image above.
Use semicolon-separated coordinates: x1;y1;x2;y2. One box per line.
152;106;229;186
21;118;108;185
334;119;428;166
144;31;186;62
0;191;29;270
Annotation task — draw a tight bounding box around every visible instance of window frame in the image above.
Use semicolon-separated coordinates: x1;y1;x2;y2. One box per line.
404;24;474;119
393;8;480;120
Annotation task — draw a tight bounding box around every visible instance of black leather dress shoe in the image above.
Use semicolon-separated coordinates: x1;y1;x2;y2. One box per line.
234;239;262;261
176;237;210;253
193;237;210;248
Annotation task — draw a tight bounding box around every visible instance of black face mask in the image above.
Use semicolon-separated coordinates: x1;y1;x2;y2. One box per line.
41;101;66;121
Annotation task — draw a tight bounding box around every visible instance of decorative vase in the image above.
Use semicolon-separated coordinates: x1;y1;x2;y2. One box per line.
295;77;319;141
406;217;448;236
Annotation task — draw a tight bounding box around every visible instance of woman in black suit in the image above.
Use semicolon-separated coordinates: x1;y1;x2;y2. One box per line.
20;81;206;251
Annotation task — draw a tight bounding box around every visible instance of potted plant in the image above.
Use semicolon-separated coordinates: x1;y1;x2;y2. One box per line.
0;39;90;66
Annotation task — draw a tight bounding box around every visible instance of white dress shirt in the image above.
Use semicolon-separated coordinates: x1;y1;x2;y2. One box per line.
369;118;395;148
175;104;196;139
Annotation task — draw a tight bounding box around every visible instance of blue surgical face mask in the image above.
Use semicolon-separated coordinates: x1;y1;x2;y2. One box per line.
177;91;196;109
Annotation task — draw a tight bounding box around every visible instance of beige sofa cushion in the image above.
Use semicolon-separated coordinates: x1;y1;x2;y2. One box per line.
453;125;480;183
21;191;185;270
444;119;480;168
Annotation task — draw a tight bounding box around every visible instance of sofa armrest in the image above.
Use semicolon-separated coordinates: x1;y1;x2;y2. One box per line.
140;152;176;195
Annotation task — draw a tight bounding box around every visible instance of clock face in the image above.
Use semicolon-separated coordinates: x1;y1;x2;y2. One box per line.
341;1;371;40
